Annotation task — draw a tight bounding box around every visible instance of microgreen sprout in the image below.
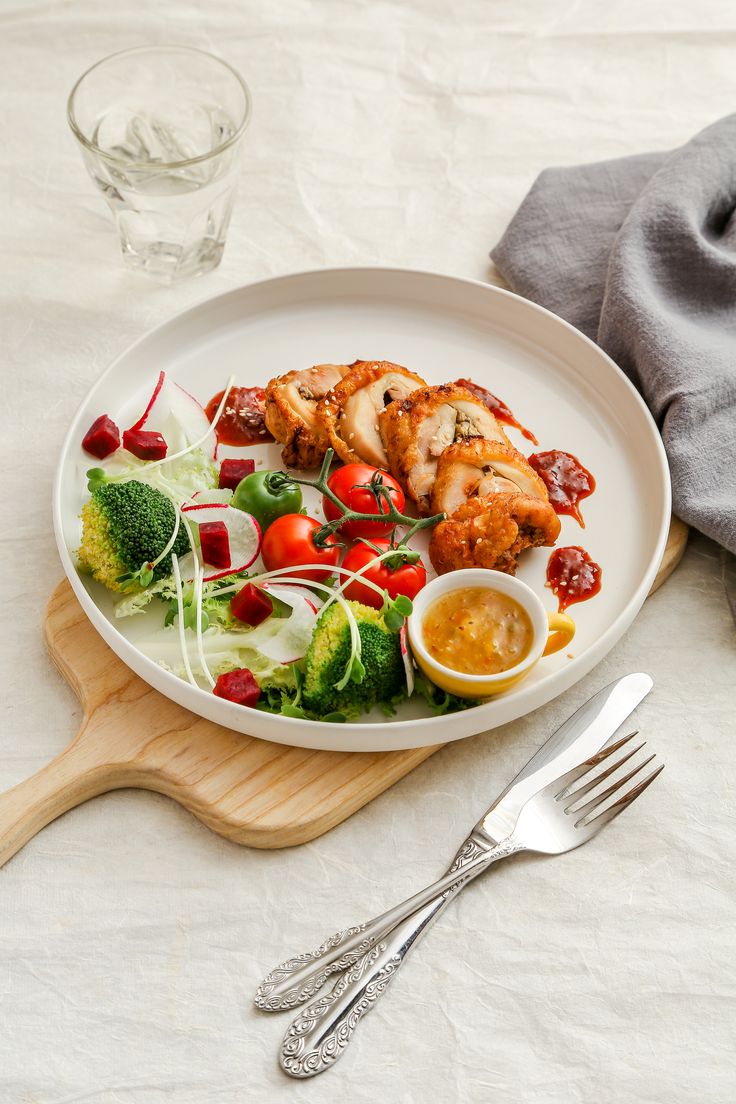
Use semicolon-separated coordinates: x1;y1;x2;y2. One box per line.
171;553;196;689
382;593;413;632
194;562;215;689
273;666;309;719
86;467;108;492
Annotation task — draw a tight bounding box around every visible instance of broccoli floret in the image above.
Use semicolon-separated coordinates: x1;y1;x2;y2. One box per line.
302;600;404;718
79;480;189;592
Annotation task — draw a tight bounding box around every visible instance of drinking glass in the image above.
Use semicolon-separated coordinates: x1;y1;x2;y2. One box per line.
67;46;252;282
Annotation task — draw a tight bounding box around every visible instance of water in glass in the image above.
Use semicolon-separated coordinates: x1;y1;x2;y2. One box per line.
68;48;250;282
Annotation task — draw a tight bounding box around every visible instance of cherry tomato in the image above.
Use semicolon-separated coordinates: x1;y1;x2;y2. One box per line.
323;463;405;540
261;514;340;582
232;470;302;531
342;539;427;609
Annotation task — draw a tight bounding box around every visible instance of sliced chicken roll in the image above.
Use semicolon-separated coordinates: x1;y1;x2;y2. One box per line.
431;438;549;515
318;360;426;468
379;384;511;514
265;363;349;469
429;493;561;576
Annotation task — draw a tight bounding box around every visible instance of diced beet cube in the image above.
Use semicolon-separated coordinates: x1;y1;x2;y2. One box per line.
219;457;256;491
123;427;168;461
82;414;120;459
213;667;261;707
199;520;231;569
231;582;273;627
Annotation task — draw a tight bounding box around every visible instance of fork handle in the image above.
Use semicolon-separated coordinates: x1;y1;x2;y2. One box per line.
278;836;521;1078
255;831;501;1012
280;894;446;1077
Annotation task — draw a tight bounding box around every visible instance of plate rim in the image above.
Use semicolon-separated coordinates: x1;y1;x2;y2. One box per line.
52;265;672;752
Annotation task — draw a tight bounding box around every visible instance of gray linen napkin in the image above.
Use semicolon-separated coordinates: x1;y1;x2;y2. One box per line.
491;116;736;554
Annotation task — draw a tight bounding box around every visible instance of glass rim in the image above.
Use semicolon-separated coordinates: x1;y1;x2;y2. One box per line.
67;44;252;171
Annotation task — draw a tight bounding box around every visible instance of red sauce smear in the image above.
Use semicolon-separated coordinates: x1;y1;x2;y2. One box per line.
528;450;595;527
547;546;602;612
455;378;538;444
205;386;273;447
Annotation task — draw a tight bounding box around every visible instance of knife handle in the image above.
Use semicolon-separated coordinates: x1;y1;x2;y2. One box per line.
279;835;517;1078
255;831;503;1012
280;893;447;1077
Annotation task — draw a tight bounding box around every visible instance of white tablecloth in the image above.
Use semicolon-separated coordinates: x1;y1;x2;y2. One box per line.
1;3;734;1101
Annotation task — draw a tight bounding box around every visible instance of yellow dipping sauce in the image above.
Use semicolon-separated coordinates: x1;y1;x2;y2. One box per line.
422;586;534;676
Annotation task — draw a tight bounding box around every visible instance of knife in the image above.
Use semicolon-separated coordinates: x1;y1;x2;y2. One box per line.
256;672;653;1015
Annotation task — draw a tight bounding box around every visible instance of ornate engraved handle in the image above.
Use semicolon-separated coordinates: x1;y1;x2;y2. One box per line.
255;830;502;1012
255;924;376;1011
280;920;413;1077
278;833;519;1078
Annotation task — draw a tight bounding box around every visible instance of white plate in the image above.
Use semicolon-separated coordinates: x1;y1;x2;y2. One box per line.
53;268;670;752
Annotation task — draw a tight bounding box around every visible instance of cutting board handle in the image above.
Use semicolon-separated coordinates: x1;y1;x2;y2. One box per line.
0;725;121;869
0;584;147;869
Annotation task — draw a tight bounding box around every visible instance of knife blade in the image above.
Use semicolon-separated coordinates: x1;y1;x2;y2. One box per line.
478;671;653;843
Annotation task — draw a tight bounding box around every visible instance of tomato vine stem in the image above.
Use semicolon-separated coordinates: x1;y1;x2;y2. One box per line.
268;449;445;548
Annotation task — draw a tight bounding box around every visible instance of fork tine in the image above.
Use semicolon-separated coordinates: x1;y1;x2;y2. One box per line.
562;740;646;807
553;731;639;799
570;754;657;821
576;762;664;829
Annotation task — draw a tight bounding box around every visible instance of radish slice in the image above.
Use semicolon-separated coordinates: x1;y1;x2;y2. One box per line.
167;380;215;460
181;502;261;580
400;624;415;696
260;581;323;615
129;372;216;460
129;371;165;434
245;585;319;664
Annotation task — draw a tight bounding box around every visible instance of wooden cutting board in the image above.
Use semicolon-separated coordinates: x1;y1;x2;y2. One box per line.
0;517;688;869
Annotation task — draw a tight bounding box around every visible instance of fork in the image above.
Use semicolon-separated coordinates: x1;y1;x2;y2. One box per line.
275;733;663;1077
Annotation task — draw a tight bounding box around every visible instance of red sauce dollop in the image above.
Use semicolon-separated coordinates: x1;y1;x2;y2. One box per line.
205;386;274;447
528;450;595;527
455;378;538;444
547;547;602;612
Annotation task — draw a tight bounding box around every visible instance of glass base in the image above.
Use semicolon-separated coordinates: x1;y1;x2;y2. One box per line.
120;237;225;283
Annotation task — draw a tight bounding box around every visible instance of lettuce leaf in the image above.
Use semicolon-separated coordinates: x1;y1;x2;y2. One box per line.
114;575;178;618
138;626;299;688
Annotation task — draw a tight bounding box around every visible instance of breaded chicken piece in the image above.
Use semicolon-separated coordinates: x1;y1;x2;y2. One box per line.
429;492;561;576
264;363;350;469
379;384;511;515
431;437;549;515
318;360;426;468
